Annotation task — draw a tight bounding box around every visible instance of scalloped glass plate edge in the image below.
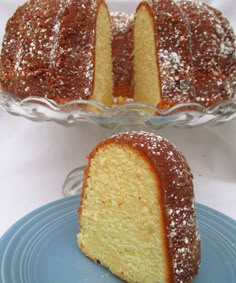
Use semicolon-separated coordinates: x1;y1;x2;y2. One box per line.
1;90;236;128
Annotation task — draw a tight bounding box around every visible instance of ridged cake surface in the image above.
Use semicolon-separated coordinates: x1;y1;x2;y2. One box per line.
0;0;113;105
0;0;235;108
134;0;236;108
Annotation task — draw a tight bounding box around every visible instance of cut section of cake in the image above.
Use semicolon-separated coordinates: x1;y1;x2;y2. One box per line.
1;0;234;108
134;0;194;109
133;0;236;109
0;0;113;106
78;131;200;283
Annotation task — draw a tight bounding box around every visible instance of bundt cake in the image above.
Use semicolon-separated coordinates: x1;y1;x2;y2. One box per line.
0;0;235;109
78;131;201;283
0;0;113;106
134;0;236;109
111;12;134;99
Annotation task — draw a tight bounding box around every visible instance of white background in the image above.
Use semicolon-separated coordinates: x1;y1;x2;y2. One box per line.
0;0;236;237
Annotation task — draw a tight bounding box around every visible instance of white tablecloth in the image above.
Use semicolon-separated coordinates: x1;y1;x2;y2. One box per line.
0;0;236;238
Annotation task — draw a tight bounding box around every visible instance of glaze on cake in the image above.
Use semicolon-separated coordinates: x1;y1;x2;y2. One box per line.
0;0;113;105
78;131;201;283
179;0;235;106
134;0;236;108
0;0;235;109
134;0;194;109
111;12;134;99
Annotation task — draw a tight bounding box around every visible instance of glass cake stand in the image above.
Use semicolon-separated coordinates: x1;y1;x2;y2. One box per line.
1;89;236;196
1;0;236;196
1;90;236;128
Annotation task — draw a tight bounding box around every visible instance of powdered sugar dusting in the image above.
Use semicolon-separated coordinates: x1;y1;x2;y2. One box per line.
0;0;100;102
49;0;72;66
147;0;235;107
175;0;236;105
110;12;134;35
149;0;194;104
14;46;23;73
111;12;134;98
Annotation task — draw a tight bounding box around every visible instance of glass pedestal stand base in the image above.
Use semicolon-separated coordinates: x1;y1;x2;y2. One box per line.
63;166;85;197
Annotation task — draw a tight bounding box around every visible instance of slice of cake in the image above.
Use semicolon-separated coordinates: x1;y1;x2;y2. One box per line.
0;0;113;106
78;131;201;283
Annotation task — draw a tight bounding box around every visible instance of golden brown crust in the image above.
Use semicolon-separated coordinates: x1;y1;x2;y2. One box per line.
177;0;235;107
145;0;194;108
79;131;201;283
0;2;28;92
1;0;234;108
110;12;134;98
200;3;236;100
0;0;106;104
137;0;235;108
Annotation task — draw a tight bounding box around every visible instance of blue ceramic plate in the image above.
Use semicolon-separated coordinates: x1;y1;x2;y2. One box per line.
0;196;235;283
